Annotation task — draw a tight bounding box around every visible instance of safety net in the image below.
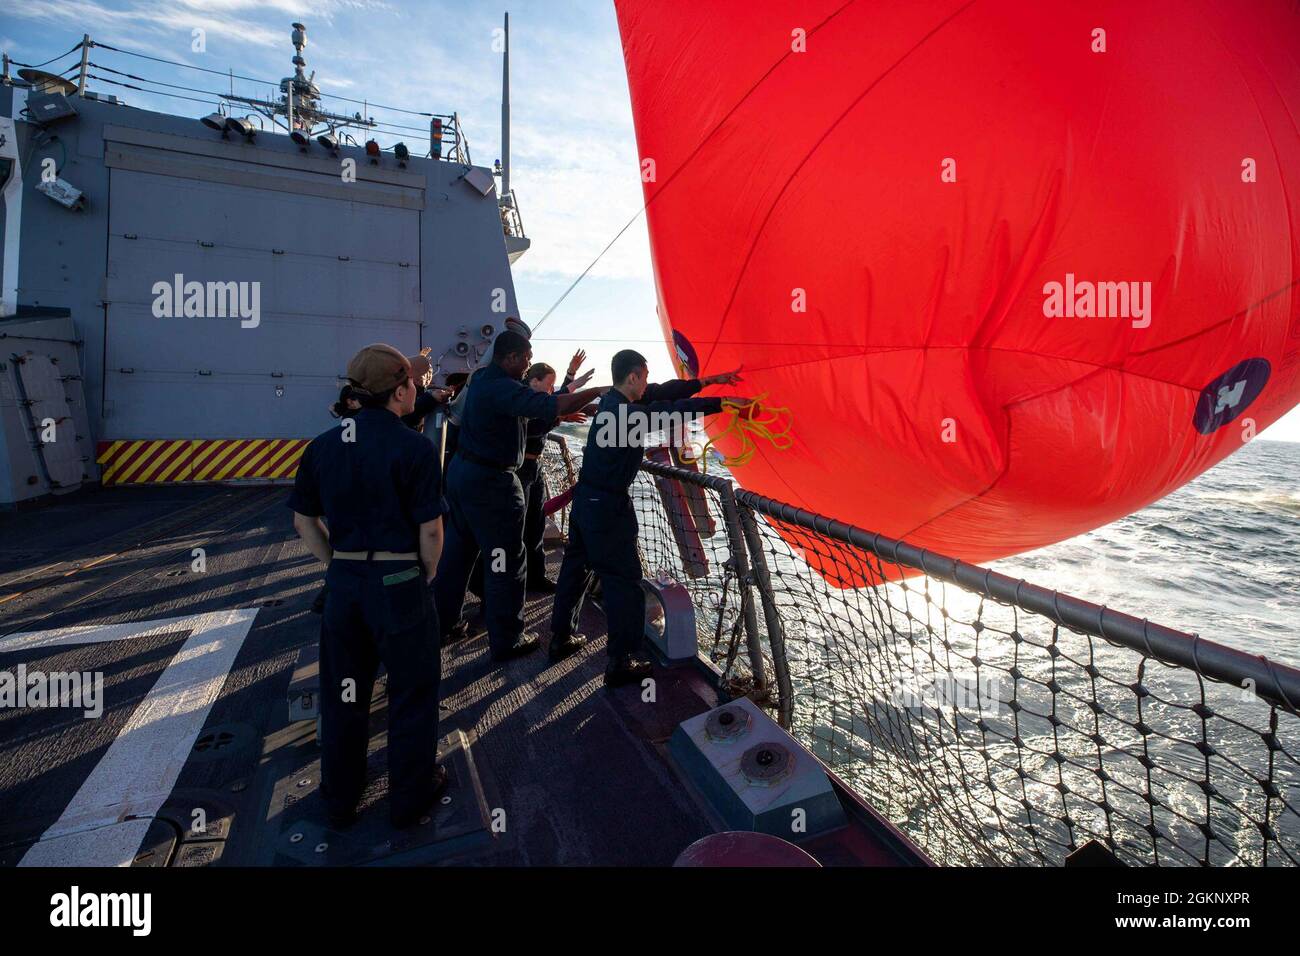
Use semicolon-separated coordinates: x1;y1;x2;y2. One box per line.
541;436;1300;866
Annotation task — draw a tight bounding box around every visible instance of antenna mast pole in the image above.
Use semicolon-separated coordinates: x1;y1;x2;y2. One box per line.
501;12;511;207
76;34;90;96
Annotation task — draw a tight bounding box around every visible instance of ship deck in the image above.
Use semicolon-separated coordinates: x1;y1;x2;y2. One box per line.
0;484;915;867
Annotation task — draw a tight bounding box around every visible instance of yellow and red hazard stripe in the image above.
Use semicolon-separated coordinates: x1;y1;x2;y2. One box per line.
96;439;309;486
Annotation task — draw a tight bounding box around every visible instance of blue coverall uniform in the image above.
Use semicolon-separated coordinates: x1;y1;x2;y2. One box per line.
288;407;445;824
549;381;721;661
433;362;559;655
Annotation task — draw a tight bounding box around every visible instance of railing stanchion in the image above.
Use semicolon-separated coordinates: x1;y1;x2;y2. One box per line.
738;503;793;727
717;483;768;700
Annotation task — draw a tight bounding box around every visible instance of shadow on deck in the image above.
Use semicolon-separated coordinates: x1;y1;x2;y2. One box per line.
257;543;725;867
0;484;926;868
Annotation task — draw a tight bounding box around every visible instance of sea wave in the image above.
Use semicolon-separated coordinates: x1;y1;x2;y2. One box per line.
993;440;1300;667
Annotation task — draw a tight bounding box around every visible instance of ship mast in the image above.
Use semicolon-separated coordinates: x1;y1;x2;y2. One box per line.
500;12;512;209
220;22;375;138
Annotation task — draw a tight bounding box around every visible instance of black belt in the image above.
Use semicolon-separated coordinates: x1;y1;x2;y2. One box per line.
459;449;516;472
332;550;418;561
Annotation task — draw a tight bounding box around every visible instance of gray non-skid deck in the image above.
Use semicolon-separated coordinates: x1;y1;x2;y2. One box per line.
0;484;722;866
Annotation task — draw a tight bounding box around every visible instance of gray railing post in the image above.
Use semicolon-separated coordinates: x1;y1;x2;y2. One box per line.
737;505;793;728
716;483;769;700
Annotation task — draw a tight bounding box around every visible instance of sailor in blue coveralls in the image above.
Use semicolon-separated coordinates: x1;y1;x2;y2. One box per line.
288;344;447;829
520;353;596;591
549;349;745;686
433;331;605;662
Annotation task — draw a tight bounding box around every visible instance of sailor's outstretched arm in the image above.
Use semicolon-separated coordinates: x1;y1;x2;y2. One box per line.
641;367;742;403
555;386;606;415
635;395;730;416
641;378;701;403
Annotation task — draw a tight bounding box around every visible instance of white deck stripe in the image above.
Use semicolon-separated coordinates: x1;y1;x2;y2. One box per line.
3;608;259;867
1;611;204;652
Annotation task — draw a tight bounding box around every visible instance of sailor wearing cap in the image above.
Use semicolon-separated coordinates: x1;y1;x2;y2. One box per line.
549;350;745;686
288;343;447;829
309;349;448;616
433;330;605;662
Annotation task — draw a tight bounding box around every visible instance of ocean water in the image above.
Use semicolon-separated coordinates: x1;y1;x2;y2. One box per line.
990;439;1300;670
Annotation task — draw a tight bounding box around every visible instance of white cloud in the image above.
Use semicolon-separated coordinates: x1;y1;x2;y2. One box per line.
314;74;356;89
507;125;652;282
8;0;280;50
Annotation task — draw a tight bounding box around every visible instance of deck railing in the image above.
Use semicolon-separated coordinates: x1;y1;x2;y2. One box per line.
501;189;526;240
5;35;475;166
542;435;1300;867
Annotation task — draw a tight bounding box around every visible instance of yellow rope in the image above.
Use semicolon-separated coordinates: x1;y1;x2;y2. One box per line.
681;392;793;473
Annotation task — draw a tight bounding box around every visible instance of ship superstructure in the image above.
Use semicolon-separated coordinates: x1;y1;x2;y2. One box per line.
0;22;527;505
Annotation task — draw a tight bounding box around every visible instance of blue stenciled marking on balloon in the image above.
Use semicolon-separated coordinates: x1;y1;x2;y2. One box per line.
1194;358;1271;435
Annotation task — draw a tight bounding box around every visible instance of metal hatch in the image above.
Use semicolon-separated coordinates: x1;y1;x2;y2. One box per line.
8;348;87;496
100;140;424;439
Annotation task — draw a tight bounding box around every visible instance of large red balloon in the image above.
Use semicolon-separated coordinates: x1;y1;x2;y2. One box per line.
616;0;1300;580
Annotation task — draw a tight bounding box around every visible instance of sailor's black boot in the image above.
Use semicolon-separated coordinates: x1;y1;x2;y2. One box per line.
390;765;449;829
526;576;557;594
326;804;358;830
548;632;588;662
604;656;653;687
491;632;541;662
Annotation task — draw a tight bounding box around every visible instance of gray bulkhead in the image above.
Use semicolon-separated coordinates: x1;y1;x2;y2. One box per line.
0;82;518;498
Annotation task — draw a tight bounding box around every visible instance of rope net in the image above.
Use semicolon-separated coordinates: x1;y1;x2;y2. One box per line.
749;511;1300;866
541;436;1300;866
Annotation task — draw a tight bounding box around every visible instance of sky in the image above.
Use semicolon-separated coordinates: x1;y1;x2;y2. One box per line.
4;0;1299;442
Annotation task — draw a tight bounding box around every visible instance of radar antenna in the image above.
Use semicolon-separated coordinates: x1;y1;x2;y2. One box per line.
219;22;375;138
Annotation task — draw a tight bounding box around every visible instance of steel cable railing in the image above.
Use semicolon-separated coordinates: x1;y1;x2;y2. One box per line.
540;436;1300;866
